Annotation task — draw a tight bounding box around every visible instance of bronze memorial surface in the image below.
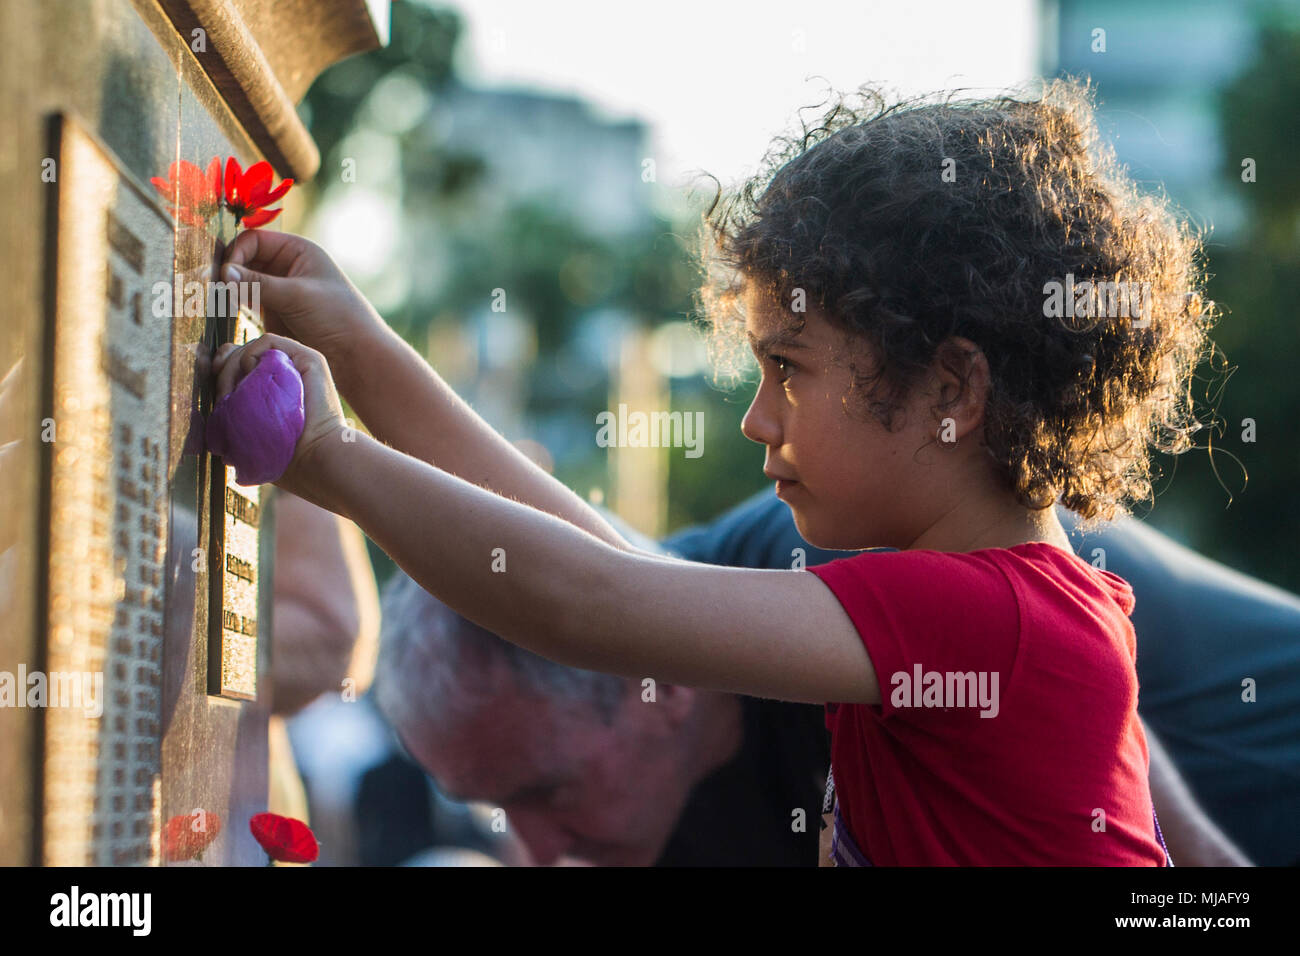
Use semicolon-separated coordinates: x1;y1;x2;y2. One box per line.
43;116;174;866
211;310;262;702
0;0;387;867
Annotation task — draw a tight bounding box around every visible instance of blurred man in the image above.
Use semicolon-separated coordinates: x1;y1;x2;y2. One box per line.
374;572;825;866
272;492;380;716
269;491;380;852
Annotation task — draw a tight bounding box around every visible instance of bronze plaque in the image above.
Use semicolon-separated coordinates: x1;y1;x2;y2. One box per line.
43;115;171;865
209;311;261;700
3;0;383;870
42;113;268;865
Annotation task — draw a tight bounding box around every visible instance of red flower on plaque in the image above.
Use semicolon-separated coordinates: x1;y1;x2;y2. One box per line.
249;812;319;864
162;810;221;863
150;157;222;229
224;157;293;229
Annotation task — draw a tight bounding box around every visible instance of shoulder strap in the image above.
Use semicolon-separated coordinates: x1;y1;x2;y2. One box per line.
1153;806;1174;867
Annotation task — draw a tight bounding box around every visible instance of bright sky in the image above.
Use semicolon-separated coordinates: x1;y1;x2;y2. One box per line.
447;0;1043;190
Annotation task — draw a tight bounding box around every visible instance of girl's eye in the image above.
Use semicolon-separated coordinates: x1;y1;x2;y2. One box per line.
768;354;795;383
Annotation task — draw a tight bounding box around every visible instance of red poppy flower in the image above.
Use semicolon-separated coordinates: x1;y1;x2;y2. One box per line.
249;812;318;864
224;157;293;229
150;157;222;229
162;810;221;862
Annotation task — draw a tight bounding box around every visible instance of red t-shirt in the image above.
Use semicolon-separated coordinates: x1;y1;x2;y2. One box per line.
808;542;1166;865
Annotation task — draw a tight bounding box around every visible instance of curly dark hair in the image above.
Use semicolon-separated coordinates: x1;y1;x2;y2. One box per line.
695;78;1217;530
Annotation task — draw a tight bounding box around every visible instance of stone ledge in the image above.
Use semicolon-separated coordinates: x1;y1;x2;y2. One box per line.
155;0;387;181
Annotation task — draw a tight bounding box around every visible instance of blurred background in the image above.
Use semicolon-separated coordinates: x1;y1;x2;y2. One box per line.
281;0;1300;864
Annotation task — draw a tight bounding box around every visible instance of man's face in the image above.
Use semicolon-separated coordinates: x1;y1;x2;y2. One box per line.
740;285;942;550
401;668;698;866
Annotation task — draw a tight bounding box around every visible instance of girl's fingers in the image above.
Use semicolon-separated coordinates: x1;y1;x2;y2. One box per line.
224;227;303;274
214;342;247;400
214;336;279;400
213;333;323;401
220;261;286;309
243;333;321;372
222;231;305;313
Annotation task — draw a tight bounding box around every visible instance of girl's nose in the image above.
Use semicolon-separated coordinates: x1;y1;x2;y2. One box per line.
741;379;782;448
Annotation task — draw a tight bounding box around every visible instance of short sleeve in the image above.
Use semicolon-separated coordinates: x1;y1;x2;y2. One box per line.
807;549;1020;718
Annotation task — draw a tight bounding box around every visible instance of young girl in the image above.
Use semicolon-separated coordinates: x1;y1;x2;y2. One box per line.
214;79;1212;865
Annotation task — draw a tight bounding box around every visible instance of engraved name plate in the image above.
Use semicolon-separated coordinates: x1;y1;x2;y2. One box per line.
43;116;170;866
209;311;261;700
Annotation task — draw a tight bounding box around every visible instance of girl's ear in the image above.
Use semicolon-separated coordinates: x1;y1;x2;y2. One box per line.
931;336;990;434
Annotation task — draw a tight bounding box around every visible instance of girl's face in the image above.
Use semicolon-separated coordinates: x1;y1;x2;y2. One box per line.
740;286;945;551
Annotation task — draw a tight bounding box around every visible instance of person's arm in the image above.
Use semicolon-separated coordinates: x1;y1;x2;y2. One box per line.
270;491;379;715
221;231;633;554
316;429;876;704
1145;721;1252;866
217;333;876;705
338;322;639;553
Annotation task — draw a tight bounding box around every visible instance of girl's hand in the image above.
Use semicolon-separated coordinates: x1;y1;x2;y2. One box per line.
213;333;349;504
220;230;388;386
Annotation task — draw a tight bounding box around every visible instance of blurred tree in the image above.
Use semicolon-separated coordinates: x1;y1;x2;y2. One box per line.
301;0;463;175
1153;9;1300;592
423;196;749;531
1219;14;1300;246
298;1;767;572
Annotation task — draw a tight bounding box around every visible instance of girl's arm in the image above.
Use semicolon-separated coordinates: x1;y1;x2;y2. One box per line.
216;332;878;703
222;229;633;553
309;428;880;705
335;321;636;553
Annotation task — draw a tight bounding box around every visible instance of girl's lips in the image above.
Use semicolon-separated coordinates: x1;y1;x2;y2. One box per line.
775;478;799;498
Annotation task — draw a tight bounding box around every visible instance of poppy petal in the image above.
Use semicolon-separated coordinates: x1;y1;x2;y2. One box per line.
260;177;294;206
162;811;221;862
249;812;319;864
177;160;210;205
241;161;275;206
239;207;281;229
225;156;243;205
242;160;273;186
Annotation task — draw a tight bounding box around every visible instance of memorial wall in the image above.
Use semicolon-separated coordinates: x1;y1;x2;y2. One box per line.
0;0;386;866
